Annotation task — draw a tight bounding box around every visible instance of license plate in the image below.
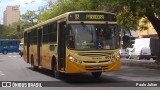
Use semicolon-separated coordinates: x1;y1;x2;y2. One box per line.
93;66;102;69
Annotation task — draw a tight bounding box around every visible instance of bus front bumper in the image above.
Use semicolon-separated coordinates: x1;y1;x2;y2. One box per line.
65;58;121;73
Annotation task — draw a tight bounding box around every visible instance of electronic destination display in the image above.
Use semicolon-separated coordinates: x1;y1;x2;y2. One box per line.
68;12;116;21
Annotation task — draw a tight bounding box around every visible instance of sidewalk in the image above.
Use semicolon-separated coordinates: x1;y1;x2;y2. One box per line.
121;59;160;70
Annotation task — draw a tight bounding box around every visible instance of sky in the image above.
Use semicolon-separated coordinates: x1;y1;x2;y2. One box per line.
0;0;56;24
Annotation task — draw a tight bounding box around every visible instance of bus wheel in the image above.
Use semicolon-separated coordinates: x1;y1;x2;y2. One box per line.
2;50;8;55
31;56;37;70
20;54;23;57
53;63;62;79
92;72;102;78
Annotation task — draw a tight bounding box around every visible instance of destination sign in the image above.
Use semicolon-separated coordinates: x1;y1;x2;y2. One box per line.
68;12;116;21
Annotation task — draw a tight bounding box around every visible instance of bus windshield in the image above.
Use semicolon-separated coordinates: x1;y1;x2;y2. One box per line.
67;24;119;50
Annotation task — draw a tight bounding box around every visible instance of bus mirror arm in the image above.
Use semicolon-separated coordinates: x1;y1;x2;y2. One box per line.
65;24;71;35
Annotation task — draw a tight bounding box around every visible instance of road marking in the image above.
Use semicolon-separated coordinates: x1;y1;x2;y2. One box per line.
8;56;17;58
0;71;4;76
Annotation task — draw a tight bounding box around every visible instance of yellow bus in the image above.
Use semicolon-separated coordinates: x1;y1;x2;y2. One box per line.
23;11;120;79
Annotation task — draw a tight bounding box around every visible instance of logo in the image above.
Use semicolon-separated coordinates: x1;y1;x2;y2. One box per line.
105;55;112;60
2;82;11;87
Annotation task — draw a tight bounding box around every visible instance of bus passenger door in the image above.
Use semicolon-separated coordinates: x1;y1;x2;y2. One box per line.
27;32;31;63
58;21;66;71
37;29;42;66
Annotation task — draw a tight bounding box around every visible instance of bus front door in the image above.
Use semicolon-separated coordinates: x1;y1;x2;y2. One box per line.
37;29;42;66
58;21;66;71
27;32;30;63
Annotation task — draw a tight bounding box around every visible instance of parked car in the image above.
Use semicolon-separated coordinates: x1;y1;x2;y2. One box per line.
129;47;151;60
120;48;129;58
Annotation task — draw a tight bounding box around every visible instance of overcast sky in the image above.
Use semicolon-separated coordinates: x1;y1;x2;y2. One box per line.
0;0;56;24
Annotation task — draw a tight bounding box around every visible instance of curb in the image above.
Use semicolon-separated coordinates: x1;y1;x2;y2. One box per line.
121;60;160;70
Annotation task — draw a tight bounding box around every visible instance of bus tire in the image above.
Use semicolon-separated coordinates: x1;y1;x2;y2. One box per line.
92;72;102;78
31;55;37;70
53;63;62;79
2;50;8;55
52;57;62;79
20;54;23;57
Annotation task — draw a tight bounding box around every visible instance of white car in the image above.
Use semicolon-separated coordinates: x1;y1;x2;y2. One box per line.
19;43;24;57
120;49;129;58
129;47;151;60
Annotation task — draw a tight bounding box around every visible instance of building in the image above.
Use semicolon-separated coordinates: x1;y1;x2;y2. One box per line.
137;18;158;39
3;5;20;26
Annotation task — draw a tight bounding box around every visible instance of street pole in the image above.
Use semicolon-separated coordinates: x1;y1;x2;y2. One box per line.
120;26;123;49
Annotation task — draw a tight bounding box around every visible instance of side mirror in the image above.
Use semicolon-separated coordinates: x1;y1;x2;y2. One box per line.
66;36;75;49
122;36;130;43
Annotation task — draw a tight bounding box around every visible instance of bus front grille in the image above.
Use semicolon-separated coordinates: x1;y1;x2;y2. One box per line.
83;60;110;63
78;52;113;57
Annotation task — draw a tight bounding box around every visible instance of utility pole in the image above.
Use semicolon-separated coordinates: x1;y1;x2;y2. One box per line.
120;26;123;49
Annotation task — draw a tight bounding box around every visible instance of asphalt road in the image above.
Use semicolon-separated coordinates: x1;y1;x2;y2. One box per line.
0;53;160;90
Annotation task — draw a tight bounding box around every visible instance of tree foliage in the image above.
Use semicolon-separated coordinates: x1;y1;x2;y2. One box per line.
21;10;39;28
0;23;21;39
109;0;160;35
39;0;111;22
109;0;160;63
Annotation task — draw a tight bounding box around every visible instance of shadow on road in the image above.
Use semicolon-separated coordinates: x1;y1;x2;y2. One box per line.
27;67;128;82
26;67;134;87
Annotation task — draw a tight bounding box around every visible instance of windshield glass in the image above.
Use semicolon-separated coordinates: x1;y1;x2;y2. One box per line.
67;24;119;50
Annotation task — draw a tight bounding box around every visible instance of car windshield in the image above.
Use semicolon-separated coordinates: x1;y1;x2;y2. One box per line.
67;24;119;50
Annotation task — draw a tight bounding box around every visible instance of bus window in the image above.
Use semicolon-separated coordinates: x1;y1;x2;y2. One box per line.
67;24;119;50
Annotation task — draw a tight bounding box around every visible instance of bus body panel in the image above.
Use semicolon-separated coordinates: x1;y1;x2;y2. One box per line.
23;11;121;77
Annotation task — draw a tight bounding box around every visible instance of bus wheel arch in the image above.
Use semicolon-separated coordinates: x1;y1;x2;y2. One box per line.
51;56;57;68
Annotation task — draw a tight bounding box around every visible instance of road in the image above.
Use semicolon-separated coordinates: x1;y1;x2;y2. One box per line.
0;53;160;90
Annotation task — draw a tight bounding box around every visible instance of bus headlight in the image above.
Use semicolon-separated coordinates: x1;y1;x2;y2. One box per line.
69;56;82;64
110;55;119;63
117;55;120;58
69;56;74;60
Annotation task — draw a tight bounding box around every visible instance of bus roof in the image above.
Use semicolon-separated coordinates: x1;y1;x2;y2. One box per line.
24;11;116;32
0;39;20;41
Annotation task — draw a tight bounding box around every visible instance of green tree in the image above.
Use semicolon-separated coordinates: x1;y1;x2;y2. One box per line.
39;0;109;22
109;0;160;63
21;10;39;28
0;24;10;38
0;24;20;39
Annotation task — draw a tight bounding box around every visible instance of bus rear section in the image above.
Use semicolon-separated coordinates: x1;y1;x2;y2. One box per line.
0;39;20;54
